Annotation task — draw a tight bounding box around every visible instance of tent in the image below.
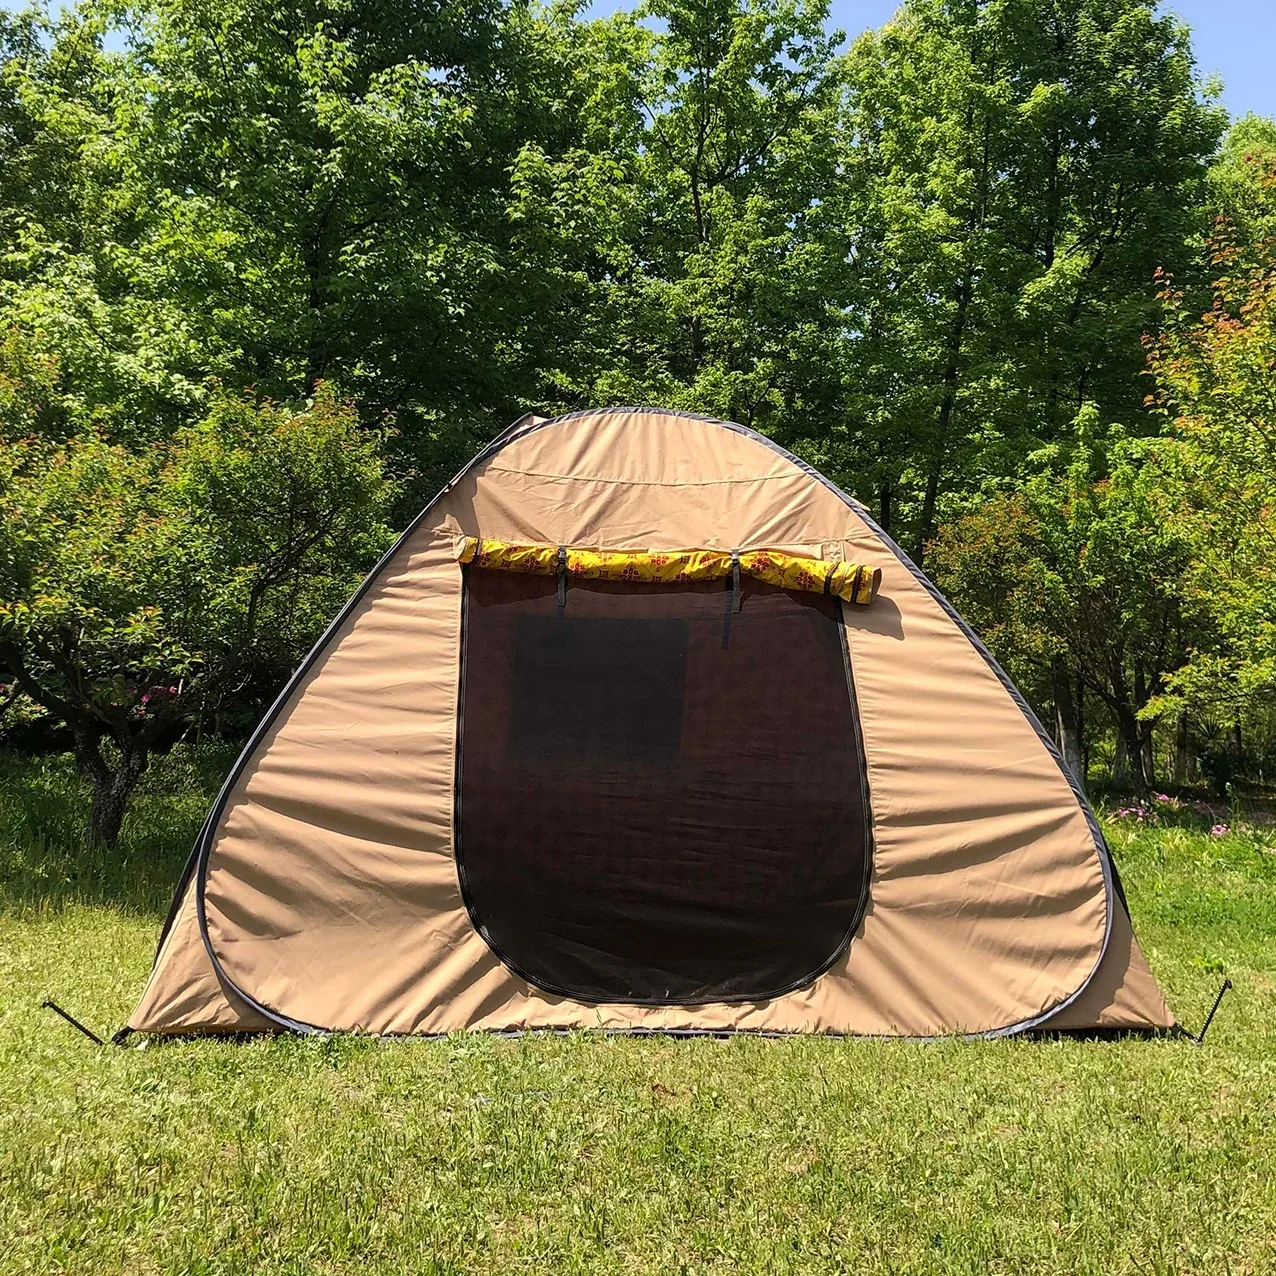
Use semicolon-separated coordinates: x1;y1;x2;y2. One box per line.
126;407;1174;1039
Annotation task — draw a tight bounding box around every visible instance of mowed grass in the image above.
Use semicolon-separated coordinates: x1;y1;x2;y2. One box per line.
1;752;1274;1275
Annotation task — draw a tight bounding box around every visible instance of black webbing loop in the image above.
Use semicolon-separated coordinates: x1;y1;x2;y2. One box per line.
556;545;567;615
721;551;741;649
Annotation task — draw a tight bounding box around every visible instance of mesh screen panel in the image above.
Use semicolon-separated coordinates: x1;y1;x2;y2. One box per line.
457;568;871;1004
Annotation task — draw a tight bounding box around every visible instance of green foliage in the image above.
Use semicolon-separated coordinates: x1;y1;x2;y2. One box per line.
832;0;1224;555
1;0;628;492
0;383;394;841
1142;172;1276;769
0;5;211;441
1208;112;1276;245
0;0;1232;499
542;0;853;440
0;0;1269;795
0;326;66;437
927;113;1276;791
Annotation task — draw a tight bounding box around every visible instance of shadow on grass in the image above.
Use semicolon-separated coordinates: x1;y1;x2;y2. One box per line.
0;746;235;917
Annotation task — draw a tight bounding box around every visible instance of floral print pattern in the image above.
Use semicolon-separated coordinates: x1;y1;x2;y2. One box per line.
457;538;881;605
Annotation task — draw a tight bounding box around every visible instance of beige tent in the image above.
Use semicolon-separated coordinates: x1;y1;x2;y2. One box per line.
125;407;1174;1039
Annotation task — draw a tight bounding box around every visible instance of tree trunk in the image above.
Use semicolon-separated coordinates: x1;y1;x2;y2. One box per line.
1172;716;1190;785
303;233;330;394
1133;666;1155;787
878;479;893;535
916;101;987;566
1052;657;1085;793
1113;705;1147;793
73;732;149;847
914;266;973;565
1075;670;1086;780
915;457;942;567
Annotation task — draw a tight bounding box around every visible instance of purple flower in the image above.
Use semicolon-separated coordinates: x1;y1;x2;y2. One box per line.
1112;805;1149;821
1211;824;1230;837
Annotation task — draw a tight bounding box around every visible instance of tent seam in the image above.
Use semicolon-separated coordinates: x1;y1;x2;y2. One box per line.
480;463;802;488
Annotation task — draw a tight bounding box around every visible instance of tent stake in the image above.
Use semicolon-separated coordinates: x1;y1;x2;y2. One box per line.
41;999;106;1046
1194;979;1232;1046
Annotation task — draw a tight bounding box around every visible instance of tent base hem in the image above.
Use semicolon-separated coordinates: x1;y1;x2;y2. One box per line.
119;1022;1182;1044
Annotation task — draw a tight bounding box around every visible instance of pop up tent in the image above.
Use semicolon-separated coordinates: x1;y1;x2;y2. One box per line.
127;407;1174;1039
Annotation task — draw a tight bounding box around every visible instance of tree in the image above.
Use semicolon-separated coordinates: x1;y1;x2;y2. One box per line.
1208;113;1276;246
1;0;628;497
1;5;215;443
835;0;1223;558
543;0;852;443
0;382;394;843
928;425;1196;791
1142;166;1276;778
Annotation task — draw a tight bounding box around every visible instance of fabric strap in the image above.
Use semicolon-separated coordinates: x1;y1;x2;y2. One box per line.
721;552;742;650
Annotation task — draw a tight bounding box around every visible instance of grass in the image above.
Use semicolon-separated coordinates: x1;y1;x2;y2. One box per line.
1;750;1274;1274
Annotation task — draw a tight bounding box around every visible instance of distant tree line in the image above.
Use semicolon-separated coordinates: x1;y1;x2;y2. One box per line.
0;0;1271;839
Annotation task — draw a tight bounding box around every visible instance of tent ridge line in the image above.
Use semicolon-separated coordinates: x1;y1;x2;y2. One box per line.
480;462;801;489
489;405;875;511
160;405;1115;1040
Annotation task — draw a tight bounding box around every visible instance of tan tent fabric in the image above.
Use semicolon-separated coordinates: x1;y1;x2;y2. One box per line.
132;873;272;1034
1040;903;1172;1030
129;407;1175;1039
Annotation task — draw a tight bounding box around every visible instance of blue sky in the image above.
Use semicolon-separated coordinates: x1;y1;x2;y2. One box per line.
589;2;1276;123
825;2;1276;121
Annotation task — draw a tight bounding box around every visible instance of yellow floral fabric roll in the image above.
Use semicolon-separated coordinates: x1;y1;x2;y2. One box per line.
457;538;880;604
565;548;726;584
459;539;559;574
738;549;828;595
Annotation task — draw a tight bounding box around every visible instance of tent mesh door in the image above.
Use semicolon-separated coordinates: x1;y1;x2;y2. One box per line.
456;568;871;1005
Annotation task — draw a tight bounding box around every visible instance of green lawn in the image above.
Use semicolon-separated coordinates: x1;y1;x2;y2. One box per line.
2;751;1274;1275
